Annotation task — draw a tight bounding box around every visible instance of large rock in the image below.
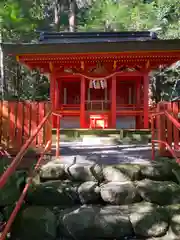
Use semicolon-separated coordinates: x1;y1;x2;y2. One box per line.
100;181;141;205
0;170;26;207
39;162;66;181
66;164;103;182
147;228;180;240
136;179;180;205
11;206;56;240
129;202;169;238
167;204;180;239
78;181;101;204
58;205;133;239
2;205;14;221
103;166;128;182
27;180;80;206
140;163;173;181
115;164;141;181
0;212;4;231
0;212;3;222
0;158;18;207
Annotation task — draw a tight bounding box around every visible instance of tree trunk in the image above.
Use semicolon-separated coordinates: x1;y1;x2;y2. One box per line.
0;32;4;99
54;0;61;31
69;0;76;32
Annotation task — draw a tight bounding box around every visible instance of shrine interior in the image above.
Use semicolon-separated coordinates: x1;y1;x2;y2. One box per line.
57;75;143;129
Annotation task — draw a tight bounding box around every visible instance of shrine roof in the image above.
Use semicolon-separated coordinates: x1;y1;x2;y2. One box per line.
2;31;180;56
38;31;158;43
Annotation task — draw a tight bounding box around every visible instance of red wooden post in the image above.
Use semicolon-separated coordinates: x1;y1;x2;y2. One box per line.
38;102;45;146
136;79;141;129
44;102;52;150
3;101;10;149
157;102;166;155
167;103;173;149
50;73;56;111
57;80;63;108
56;115;60;158
143;73;149;129
172;102;179;149
50;72;56;128
9;102;16;147
31;102;38;146
111;76;116;128
55;79;58;110
151;116;155;160
80;76;85;128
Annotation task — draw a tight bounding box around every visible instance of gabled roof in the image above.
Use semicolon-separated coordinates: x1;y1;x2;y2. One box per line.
38;31;158;44
1;31;180;56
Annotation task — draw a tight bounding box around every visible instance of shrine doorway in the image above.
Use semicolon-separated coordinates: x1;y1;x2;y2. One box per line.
86;79;110;111
89;114;108;129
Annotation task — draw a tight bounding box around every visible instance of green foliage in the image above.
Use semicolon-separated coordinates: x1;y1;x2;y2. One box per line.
79;0;180;36
78;0;180;102
1;0;37;41
1;0;180;101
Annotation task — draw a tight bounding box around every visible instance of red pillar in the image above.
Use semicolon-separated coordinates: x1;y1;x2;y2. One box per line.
111;76;116;128
143;73;149;129
56;115;60;158
50;72;56;111
136;79;141;106
55;79;60;110
136;79;141;129
50;72;56;128
80;76;85;128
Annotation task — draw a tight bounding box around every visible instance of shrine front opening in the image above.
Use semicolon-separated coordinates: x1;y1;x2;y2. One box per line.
54;73;147;129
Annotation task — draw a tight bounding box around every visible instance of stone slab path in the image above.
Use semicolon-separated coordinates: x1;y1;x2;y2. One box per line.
52;141;157;165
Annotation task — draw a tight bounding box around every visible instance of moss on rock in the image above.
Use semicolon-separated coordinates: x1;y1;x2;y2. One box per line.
66;163;104;182
115;164;141;180
0;212;3;226
129;202;169;237
103;166;129;182
0;170;26;207
136;179;180;205
166;204;180;239
40;162;66;181
100;181;141;205
27;180;80;206
78;181;101;204
140;163;174;181
11;206;56;240
58;205;133;239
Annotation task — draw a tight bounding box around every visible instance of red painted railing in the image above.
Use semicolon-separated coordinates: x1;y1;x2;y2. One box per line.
85;100;111;111
116;104;144;110
0;110;52;240
151;103;180;163
0;140;51;240
60;104;80;110
0;101;51;152
60;103;146;111
52;112;61;157
0;110;52;189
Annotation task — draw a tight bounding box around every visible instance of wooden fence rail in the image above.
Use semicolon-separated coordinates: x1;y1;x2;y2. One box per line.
0;101;52;152
156;101;180;156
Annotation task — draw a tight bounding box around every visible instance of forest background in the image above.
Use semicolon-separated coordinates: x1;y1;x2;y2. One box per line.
0;0;180;102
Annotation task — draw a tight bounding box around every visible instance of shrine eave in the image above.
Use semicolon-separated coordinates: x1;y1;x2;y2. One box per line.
2;39;180;56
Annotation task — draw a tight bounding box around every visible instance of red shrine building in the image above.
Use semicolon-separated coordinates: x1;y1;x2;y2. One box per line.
3;31;180;129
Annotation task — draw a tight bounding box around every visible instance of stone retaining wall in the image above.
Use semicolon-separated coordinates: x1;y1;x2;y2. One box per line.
1;158;180;240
